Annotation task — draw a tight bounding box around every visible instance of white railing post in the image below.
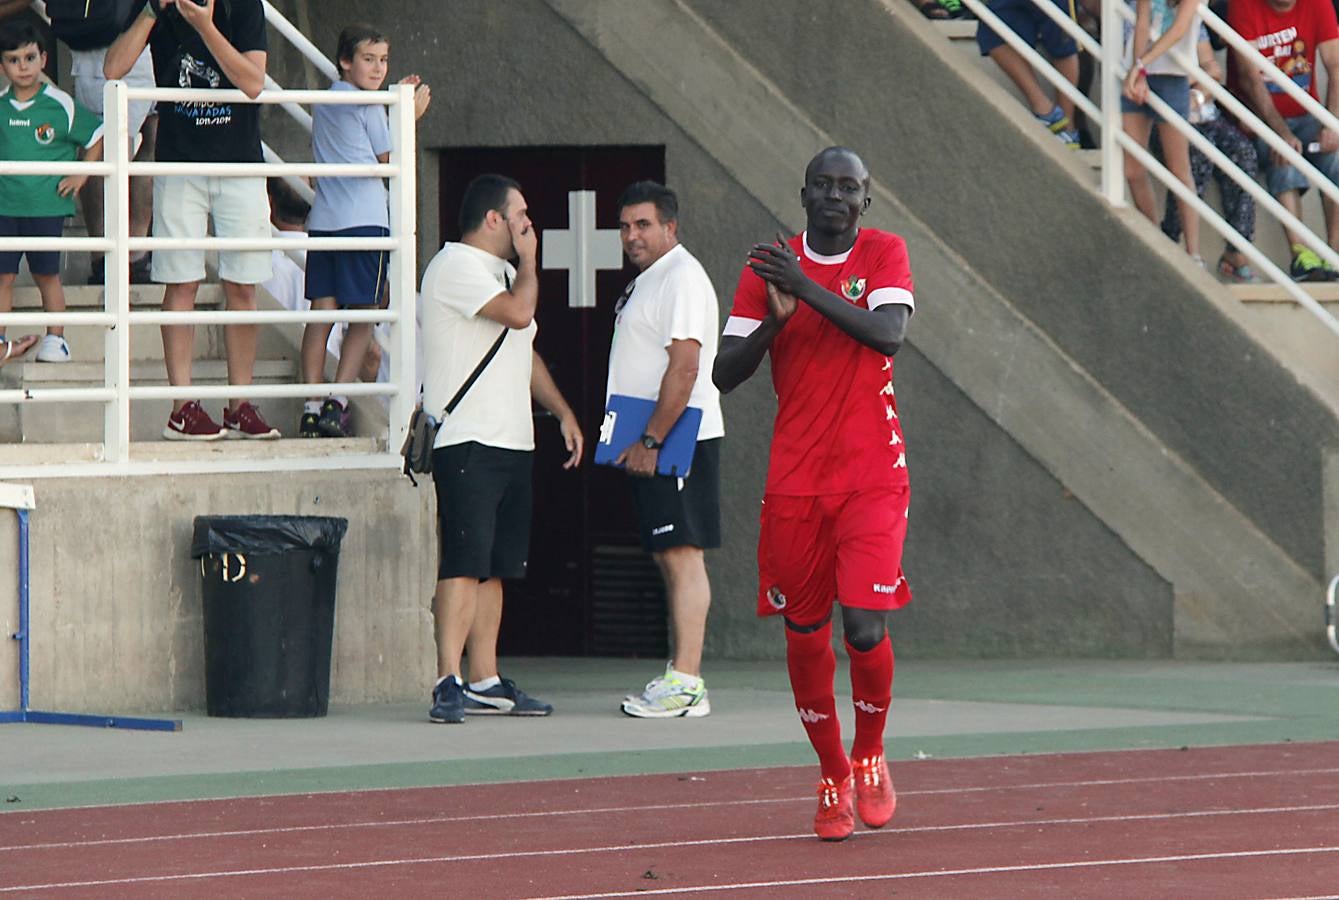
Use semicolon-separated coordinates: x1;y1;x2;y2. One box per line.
1100;0;1126;205
103;79;132;464
387;83;419;460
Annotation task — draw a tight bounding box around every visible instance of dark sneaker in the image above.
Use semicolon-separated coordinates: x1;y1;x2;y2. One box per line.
429;675;465;724
316;398;350;438
130;254;153;284
299;411;321;438
1290;247;1329;282
463;677;553;716
87;257;105;286
163;400;226;441
223;402;280;440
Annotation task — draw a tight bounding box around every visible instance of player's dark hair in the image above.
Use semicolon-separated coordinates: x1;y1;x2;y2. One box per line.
459;174;521;235
617;181;678;224
335;23;390;71
267;177;310;227
0;21;43;55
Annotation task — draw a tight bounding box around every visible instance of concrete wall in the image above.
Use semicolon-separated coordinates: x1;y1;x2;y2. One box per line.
0;472;437;713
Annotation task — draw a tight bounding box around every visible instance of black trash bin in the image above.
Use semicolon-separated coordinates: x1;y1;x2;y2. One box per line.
191;515;348;718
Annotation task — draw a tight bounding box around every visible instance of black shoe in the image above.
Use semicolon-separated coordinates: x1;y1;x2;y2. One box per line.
87;257;104;286
463;677;553;716
429;676;465;724
299;411;321;438
130;254;153;284
316;398;349;437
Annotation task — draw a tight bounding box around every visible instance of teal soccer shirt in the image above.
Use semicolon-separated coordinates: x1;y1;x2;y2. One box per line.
0;82;102;217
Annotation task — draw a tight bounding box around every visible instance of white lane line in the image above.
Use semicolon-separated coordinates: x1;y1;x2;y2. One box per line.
4;765;1339;854
2;807;1338;892
524;846;1339;899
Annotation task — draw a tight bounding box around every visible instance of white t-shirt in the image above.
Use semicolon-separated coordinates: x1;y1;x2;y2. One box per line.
421;242;537;450
606;243;724;441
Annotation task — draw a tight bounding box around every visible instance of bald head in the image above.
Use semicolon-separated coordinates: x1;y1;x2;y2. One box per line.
805;146;870;188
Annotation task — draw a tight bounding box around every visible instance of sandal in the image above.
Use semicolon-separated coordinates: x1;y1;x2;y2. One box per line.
915;0;951;18
1218;253;1261;284
0;334;38;366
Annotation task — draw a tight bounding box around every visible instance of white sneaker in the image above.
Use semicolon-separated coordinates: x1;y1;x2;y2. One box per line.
621;663;710;718
35;334;70;363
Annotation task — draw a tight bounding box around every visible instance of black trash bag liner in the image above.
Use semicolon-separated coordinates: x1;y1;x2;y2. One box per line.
190;515;348;558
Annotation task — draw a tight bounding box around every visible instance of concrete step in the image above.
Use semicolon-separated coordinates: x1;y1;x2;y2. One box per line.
1229;283;1339;304
9;283;224;309
0;358;305;444
0;435;384;466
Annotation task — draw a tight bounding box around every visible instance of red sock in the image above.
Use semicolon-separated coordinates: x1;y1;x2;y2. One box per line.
847;635;894;760
785;621;849;782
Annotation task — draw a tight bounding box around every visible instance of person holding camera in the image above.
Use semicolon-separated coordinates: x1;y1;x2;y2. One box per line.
419;174;582;725
105;0;278;440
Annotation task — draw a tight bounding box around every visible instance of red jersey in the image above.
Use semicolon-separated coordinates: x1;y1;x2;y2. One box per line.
1228;0;1339;120
727;228;914;496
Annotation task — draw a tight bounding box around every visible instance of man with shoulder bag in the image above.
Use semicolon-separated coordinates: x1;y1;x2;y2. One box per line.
418;173;582;725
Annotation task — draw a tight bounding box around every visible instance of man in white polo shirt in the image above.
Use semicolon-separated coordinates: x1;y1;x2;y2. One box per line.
420;173;582;725
608;181;723;719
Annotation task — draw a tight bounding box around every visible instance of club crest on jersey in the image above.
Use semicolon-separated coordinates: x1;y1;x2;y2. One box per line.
34;123;54;145
840;276;866;301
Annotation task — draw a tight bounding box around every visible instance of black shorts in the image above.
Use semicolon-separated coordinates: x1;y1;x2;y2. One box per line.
629;438;722;553
0;215;64;276
432;442;532;580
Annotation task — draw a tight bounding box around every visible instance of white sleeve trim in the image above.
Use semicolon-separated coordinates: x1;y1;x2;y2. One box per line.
723;315;763;338
868;287;914;312
84;124;104;150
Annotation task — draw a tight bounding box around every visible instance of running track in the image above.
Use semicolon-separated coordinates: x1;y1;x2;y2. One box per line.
2;742;1337;898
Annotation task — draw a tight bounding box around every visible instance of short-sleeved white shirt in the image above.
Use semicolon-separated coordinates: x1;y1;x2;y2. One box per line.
606;243;724;440
421;242;537;450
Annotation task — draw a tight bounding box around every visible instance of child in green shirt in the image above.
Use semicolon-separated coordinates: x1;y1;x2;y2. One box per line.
0;21;104;363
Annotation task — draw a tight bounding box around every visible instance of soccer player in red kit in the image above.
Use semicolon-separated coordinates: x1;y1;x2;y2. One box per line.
713;147;912;842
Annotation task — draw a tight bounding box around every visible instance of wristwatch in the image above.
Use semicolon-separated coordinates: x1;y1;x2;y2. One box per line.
640;433;663;450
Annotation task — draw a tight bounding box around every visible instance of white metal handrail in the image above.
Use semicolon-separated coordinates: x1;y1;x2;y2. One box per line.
0;79;418;477
955;0;1339;338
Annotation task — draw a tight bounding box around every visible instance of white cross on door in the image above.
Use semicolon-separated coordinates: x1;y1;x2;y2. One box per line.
541;190;623;308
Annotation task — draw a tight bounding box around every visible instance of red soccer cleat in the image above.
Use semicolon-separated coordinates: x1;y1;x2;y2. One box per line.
814;774;855;841
852;753;897;828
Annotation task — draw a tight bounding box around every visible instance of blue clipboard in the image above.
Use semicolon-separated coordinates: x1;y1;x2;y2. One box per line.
595;394;703;477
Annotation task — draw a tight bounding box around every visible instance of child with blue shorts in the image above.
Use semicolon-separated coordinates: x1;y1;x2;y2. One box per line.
300;23;431;437
0;21;104;365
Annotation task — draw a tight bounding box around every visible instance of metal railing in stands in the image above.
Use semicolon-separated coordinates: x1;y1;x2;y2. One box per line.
0;82;418;477
0;1;416;477
956;0;1339;338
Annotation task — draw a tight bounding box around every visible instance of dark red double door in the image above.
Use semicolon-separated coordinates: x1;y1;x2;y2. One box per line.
438;146;668;657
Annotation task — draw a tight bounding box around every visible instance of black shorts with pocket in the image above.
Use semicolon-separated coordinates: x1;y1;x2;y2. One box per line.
432;441;532;580
629;438;722;553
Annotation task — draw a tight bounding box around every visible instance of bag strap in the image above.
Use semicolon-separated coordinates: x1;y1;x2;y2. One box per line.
439;269;515;418
442;326;507;418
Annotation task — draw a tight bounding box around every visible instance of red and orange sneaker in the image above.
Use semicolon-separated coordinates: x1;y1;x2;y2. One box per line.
852;753;896;828
814;774;855;841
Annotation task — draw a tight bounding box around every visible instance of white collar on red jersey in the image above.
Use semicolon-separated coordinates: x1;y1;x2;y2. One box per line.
801;230;856;265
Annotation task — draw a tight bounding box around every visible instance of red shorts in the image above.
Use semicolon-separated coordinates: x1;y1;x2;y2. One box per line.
755;484;911;623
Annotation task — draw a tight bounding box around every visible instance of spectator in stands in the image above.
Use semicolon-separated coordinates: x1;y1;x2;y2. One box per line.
1158;32;1261;281
0;21;104;364
105;0;279;439
299;23;430;439
42;0;158;286
0;1;57;81
420;174;582;725
976;0;1082;148
1121;0;1202;263
1229;0;1339;281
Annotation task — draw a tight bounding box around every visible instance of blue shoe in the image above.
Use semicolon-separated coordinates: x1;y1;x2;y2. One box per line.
429;675;465;724
463;677;552;716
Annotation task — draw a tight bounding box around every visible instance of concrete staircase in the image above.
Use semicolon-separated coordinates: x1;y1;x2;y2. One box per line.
1;281;389;445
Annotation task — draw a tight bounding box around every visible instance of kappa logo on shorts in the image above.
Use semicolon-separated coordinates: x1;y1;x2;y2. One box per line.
872;576;905;595
766;586;787;610
797;707;830;724
652;524;675;536
840;275;867;302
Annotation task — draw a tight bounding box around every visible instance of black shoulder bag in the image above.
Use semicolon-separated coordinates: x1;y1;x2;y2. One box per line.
401;327;508;484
